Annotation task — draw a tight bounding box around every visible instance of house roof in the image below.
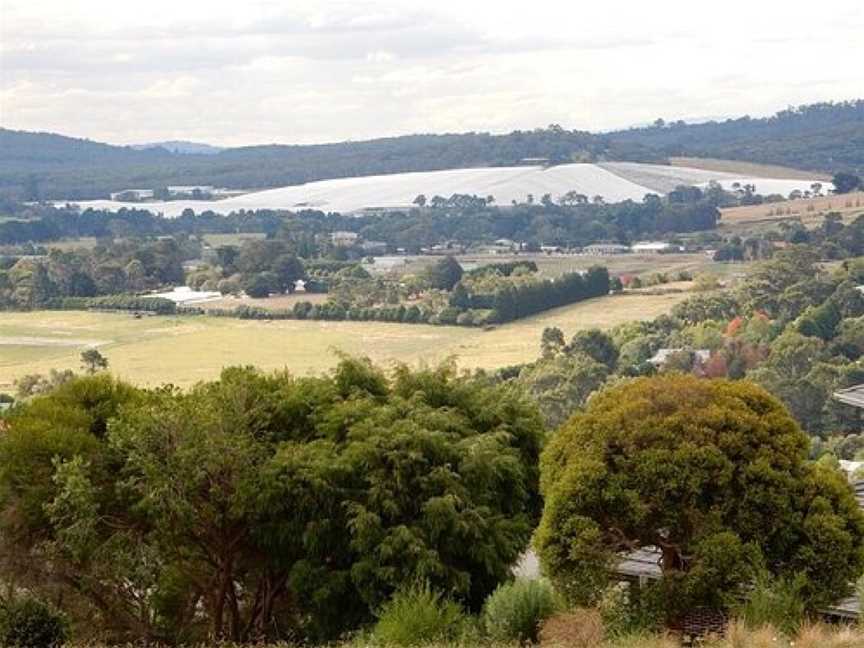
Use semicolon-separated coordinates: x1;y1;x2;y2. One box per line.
834;384;864;409
649;348;710;365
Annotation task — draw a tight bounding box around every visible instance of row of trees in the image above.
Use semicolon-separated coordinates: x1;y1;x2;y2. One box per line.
2;185;720;252
452;266;611;324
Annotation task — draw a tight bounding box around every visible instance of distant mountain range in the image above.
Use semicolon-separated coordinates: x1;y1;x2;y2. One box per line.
131;140;224;155
1;100;862;201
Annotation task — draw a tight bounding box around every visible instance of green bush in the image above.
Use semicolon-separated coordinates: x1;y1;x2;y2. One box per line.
372;582;467;646
598;583;663;637
734;573;807;636
482;578;558;643
0;597;67;648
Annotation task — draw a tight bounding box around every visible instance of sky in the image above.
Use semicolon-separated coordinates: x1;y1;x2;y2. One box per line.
1;0;863;147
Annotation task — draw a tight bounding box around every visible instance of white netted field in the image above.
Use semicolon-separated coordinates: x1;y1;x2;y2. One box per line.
62;162;831;217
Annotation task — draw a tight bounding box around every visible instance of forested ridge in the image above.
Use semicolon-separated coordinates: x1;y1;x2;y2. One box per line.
610;101;864;175
2;100;862;200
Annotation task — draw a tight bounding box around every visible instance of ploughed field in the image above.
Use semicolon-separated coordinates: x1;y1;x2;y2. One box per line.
60;161;828;216
0;291;689;390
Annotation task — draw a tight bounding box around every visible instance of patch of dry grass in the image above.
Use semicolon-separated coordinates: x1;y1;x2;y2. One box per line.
720;192;864;228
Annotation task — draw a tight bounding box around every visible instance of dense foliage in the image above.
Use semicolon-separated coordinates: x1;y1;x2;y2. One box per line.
0;360;544;643
0;239;187;309
0;597;68;648
535;375;864;620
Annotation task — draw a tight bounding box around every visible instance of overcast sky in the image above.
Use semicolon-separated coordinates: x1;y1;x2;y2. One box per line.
1;0;862;147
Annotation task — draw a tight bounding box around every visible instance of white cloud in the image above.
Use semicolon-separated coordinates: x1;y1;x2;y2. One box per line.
1;0;862;145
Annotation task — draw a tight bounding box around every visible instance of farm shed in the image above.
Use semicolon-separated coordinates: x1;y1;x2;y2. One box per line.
583;243;630;255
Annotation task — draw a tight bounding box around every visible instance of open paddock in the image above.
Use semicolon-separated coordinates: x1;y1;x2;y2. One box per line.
0;290;690;391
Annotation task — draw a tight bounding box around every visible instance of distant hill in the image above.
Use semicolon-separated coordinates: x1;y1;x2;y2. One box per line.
1;100;862;201
131;140;223;155
607;101;864;176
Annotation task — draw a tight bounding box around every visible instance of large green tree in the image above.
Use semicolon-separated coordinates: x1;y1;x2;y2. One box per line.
535;375;864;622
0;359;544;643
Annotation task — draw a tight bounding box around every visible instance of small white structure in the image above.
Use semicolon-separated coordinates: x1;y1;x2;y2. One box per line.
331;231;360;247
110;189;155;201
146;286;222;305
632;241;679;253
649;348;711;367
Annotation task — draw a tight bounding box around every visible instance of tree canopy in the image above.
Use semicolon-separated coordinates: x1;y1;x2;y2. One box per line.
0;359;544;643
535;375;864;621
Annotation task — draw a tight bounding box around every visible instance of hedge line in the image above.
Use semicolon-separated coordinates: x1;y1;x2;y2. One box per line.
179;267;610;327
49;295;177;314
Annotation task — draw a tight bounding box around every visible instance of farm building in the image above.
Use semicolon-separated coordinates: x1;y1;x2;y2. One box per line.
109;189;154;201
583;243;630;255
631;241;681;253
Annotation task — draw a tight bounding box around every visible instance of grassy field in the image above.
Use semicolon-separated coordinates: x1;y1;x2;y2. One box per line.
669;156;832;181
0;291;689;391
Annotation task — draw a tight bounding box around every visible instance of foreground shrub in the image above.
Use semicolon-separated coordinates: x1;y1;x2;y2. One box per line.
0;597;67;648
538;608;604;648
733;573;807;636
598;583;663;637
482;578;558;642
372;583;467;646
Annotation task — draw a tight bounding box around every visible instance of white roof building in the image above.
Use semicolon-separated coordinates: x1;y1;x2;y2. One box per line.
632;241;679;253
146;286;222;305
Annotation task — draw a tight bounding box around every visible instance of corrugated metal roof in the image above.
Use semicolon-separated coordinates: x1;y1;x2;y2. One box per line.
834;384;864;409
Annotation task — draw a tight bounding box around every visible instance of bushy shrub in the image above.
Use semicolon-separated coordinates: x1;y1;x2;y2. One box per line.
733;573;807;636
0;597;67;648
482;578;558;642
372;582;466;646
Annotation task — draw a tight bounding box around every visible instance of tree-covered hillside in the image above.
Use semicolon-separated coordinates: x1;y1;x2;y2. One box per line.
0;127;659;201
607;101;864;175
2;100;863;200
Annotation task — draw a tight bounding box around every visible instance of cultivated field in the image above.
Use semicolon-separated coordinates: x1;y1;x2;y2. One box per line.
0;291;689;390
60;162;827;216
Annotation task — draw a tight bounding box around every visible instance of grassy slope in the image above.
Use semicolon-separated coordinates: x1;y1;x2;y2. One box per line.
669;157;832;181
0;291;689;390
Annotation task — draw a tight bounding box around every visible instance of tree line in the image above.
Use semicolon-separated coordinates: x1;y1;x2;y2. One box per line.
1;187;721;251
